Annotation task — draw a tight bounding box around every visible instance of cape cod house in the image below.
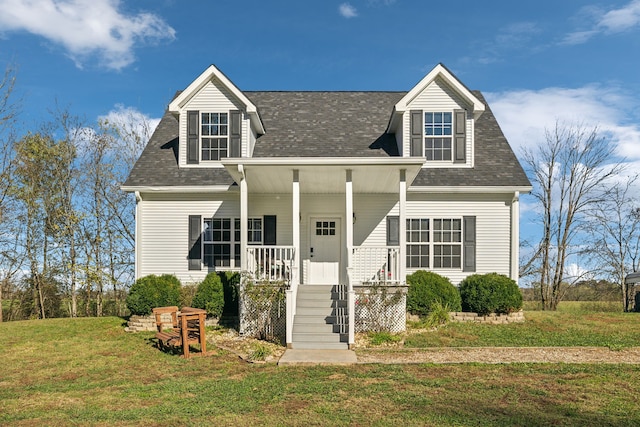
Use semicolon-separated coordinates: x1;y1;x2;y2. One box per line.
122;63;532;349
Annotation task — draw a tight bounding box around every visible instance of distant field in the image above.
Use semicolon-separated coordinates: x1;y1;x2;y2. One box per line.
1;312;640;425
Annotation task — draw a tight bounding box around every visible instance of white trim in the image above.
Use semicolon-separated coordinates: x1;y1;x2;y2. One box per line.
394;64;485;117
121;185;235;193
511;191;520;282
221;157;426;167
168;64;265;134
408;185;532;194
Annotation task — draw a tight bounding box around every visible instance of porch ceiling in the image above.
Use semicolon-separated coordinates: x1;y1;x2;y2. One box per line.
222;157;425;194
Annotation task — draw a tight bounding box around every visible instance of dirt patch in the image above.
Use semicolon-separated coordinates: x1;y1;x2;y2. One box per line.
207;329;285;363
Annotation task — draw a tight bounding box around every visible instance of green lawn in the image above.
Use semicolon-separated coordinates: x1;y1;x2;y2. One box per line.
1;314;640;426
405;308;640;349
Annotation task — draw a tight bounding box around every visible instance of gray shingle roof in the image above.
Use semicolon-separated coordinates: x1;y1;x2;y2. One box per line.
123;90;530;189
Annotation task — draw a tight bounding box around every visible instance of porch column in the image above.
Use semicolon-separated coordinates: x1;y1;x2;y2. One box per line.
287;169;300;348
239;165;248;270
292;170;300;279
399;169;406;284
346;169;355;348
511;191;520;282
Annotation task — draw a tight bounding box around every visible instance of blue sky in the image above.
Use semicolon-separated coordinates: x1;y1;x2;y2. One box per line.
1;0;640;277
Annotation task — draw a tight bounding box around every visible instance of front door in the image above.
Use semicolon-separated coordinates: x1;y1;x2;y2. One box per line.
308;217;341;284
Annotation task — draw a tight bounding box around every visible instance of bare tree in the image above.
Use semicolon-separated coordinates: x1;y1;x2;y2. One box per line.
583;176;640;311
521;121;622;310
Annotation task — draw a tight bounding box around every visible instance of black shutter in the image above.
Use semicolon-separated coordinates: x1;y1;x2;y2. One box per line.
264;215;276;245
463;216;476;272
230;110;241;158
187;111;199;164
454;109;466;163
410;110;423;157
387;216;399;246
188;215;202;270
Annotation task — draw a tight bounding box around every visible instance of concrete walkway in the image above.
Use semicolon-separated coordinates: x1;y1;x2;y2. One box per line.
278;349;358;365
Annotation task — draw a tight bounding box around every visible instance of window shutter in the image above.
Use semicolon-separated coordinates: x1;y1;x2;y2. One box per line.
230;110;241;158
454;109;466;163
187;111;199;164
387;216;399;246
188;215;202;270
410;110;423;157
463;216;476;272
264;215;276;245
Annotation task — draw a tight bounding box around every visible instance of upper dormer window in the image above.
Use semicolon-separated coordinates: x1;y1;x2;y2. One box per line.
410;109;466;163
187;110;241;164
424;112;452;161
201;112;229;161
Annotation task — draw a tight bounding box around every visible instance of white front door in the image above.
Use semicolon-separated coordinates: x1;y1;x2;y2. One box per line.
308;217;341;284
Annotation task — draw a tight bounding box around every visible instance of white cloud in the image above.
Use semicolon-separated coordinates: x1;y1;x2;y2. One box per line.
0;0;176;70
100;104;160;140
563;0;640;44
485;85;640;160
338;3;358;18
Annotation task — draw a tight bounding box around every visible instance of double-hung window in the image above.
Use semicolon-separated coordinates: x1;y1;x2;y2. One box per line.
432;219;462;268
201;112;228;161
406;219;430;268
203;218;232;267
248;218;263;244
424;112;452;161
405;218;463;269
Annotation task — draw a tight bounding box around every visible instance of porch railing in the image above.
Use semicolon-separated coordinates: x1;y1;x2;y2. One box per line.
246;246;295;283
351;246;401;285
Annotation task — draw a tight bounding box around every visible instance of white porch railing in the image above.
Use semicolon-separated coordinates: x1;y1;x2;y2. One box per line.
351;246;401;285
246;246;295;283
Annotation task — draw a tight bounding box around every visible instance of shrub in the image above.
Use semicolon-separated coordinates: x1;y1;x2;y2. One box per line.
126;274;181;316
459;273;522;315
219;271;240;316
406;270;461;316
191;272;224;318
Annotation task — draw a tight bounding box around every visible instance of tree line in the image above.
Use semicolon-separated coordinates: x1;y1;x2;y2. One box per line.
0;65;148;321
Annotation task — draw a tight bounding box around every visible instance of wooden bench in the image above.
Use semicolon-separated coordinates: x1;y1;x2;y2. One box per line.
152;306;207;358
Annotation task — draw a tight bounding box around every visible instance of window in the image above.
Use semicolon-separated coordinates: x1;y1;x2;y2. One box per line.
248;218;262;244
203;218;232;267
424;112;452;161
406;218;463;269
406;219;429;268
433;219;462;268
201;112;228;161
316;221;336;236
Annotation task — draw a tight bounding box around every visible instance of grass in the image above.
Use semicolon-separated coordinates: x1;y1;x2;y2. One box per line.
405;302;640;349
2;310;640;425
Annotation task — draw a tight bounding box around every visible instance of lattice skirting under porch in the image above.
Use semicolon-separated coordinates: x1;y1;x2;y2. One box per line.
240;297;287;344
354;285;407;333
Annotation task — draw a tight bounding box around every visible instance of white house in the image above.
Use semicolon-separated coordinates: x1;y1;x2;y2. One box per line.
122;63;532;349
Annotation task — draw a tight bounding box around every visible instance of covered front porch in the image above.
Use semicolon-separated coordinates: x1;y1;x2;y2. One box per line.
222;157;424;348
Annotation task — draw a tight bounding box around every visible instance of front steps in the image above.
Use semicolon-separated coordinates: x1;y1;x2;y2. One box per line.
291;285;348;350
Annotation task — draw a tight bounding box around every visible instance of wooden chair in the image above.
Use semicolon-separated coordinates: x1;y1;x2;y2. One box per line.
152;306;207;358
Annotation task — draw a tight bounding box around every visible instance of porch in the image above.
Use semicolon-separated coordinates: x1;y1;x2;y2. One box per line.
222;157;425;348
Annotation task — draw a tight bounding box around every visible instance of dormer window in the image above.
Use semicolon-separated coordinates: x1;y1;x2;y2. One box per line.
201;112;229;161
424;112;452;161
410;109;466;163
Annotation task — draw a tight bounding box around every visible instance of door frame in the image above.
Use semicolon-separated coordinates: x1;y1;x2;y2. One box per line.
303;213;345;285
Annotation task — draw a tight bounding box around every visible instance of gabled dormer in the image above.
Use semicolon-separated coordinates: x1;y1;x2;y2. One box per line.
168;65;265;167
387;63;485;167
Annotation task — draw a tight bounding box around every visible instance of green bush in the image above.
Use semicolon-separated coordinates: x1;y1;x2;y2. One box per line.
406;270;461;316
459;273;522;315
219;271;240;316
191;272;225;318
125;274;181;316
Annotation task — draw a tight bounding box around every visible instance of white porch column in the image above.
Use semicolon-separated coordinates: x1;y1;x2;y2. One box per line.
345;169;355;348
399;169;407;284
239;165;248;271
511;191;520;282
287;169;300;348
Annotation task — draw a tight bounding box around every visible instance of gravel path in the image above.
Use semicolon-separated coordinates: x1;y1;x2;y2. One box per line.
356;347;640;364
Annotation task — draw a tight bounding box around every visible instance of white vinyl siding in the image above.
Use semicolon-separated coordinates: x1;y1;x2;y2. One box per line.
178;79;249;167
405;192;512;284
403;77;473;167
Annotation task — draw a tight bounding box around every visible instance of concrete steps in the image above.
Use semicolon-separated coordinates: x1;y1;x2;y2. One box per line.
291;285;348;350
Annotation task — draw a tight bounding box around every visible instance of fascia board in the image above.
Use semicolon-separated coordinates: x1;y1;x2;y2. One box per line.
168;65;265;134
120;185;235;193
408;185;533;194
394;64;486;117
